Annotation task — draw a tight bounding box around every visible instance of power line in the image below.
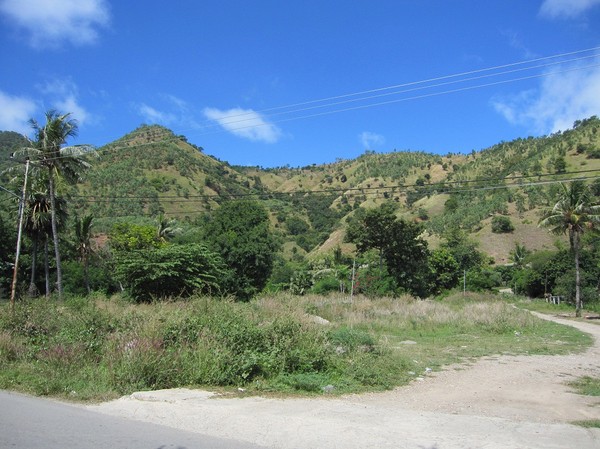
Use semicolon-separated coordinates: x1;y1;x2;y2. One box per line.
193;53;600;132
3;46;599;162
6;55;599;167
189;46;600;131
196;62;600;136
69;170;600;207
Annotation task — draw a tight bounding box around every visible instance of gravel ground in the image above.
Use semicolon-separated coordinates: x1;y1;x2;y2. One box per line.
87;312;600;449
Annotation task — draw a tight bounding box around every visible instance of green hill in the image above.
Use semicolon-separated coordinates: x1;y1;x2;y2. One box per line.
52;116;600;262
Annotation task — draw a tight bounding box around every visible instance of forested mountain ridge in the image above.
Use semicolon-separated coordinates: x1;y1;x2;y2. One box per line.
3;117;600;264
0;131;30;174
76;125;263;220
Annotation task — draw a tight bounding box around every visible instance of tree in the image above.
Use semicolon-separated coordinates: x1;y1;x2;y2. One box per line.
509;243;529;269
0;214;15;298
346;203;430;296
156;213;182;243
114;243;226;302
73;214;94;294
205;200;278;299
109;222;161;252
491;215;514;233
554;156;567;174
428;248;460;293
14;111;94;298
539;181;600;316
345;202;397;269
23;187;68;297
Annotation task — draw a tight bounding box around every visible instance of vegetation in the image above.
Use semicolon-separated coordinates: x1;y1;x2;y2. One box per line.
568;376;600;396
0;292;590;401
538;181;600;316
2;111;600;408
11;111;94;299
568;375;600;429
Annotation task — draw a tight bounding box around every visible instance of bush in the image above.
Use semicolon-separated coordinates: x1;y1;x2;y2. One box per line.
491;216;514;233
466;268;502;291
587;148;600;159
114;243;227;301
311;277;341;295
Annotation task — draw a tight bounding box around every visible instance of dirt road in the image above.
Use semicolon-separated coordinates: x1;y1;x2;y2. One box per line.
87;312;600;449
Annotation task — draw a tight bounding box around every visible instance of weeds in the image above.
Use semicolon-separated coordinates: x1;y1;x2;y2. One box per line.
568;376;600;396
0;292;592;401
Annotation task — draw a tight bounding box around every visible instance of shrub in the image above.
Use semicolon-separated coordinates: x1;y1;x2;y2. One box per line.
491;216;514;233
114;243;227;301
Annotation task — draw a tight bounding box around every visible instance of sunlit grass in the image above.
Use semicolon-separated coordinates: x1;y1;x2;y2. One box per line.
568;376;600;396
0;291;592;402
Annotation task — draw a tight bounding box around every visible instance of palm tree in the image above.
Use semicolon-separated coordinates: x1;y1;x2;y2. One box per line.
23;187;68;297
74;214;94;294
13;110;94;298
156;213;182;242
538;181;600;316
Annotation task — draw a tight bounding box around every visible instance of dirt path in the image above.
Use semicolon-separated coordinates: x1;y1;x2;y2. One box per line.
87;312;600;449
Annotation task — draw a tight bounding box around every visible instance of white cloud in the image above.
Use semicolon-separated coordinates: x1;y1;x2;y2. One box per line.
359;131;385;149
137;103;177;125
0;0;110;48
493;61;600;134
0;91;36;134
55;95;89;125
203;107;282;143
38;79;91;125
540;0;600;18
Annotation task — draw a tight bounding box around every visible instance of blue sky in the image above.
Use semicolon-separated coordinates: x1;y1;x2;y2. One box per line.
1;0;600;168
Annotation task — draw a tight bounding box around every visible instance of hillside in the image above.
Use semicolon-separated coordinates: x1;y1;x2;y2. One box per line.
0;130;29;175
6;117;600;264
76;125;263;221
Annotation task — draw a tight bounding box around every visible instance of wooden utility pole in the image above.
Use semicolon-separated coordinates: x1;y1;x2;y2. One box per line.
10;159;30;311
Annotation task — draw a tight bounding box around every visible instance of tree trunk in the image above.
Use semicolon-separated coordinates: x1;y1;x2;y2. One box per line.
84;256;90;294
44;237;50;298
27;237;39;297
573;231;582;317
48;172;63;299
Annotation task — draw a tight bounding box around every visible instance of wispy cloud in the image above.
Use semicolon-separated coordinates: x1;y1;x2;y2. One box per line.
137;103;177;125
0;0;110;48
540;0;600;19
501;29;537;59
359;131;385;149
492;61;600;134
38;79;91;125
203;107;282;143
0;91;36;135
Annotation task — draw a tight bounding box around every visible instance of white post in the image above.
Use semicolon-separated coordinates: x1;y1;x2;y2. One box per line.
350;259;356;302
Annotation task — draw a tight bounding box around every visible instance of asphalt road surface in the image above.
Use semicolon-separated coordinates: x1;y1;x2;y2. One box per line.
0;390;266;449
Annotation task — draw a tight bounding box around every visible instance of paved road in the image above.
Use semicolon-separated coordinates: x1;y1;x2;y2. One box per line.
0;390;266;449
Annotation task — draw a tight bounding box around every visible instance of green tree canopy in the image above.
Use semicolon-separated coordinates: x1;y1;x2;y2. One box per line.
12;110;94;298
346;203;430;296
539;181;600;316
205;200;278;299
114;243;227;302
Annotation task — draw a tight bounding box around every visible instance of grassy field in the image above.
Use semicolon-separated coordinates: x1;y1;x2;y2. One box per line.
0;292;592;402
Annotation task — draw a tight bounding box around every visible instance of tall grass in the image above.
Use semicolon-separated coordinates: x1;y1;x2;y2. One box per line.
0;291;591;401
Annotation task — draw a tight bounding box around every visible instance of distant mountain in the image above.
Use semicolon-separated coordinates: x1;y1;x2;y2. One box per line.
0;130;29;174
77;125;262;220
70;117;600;263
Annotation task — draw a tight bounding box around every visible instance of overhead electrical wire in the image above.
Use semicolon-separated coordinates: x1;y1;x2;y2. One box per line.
68;169;600;205
194;53;600;132
191;45;600;129
68;174;600;220
2;46;600;165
